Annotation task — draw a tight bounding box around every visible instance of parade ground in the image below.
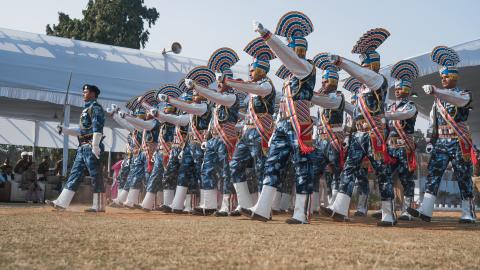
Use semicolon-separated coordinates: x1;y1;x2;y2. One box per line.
0;204;479;270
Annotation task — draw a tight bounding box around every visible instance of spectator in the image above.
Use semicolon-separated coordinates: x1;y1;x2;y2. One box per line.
54;159;63;176
14;152;32;176
25;162;42;203
0;158;14;181
37;155;50;181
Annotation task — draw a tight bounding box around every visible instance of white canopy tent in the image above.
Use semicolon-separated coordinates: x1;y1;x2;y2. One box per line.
0;28;210;173
0;27;248;175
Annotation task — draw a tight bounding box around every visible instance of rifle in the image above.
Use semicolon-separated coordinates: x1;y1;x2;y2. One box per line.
59;72;73;127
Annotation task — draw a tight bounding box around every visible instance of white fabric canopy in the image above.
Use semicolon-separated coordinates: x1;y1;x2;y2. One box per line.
0;27;246;157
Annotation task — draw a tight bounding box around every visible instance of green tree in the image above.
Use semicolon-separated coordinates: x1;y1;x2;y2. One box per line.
46;0;159;49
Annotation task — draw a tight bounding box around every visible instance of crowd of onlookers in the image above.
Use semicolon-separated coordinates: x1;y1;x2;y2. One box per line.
0;150;119;204
0;152;64;203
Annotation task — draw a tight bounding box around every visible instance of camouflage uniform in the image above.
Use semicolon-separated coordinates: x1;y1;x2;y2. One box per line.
425;89;473;198
201;90;240;195
386;99;417;198
64;100;105;192
230;78;276;192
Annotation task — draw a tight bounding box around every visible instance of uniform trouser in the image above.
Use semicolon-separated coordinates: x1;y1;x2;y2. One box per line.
178;141;204;193
65;144;105;193
245;160;259;193
425;138;474;199
276;157;294;194
163;146;181;190
230;128;265;192
117;157;132;189
145;151;164;193
201;137;233;194
262;119;312;194
388;146;415;197
310;139;342;195
340;132;393;200
124;152;147;190
354;167;370;195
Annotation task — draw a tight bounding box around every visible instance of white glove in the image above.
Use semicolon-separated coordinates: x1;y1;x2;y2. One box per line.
253;20;267;36
329;54;341;65
185;79;194;90
423;85;435;95
149;108;158;116
215;72;224;83
426;143;434;153
158;93;169;102
56;125;63;135
201;142;207;150
92;132;102;159
178;151;183;160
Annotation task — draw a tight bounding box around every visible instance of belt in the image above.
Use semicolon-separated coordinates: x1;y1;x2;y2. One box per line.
438;125;456;135
355;120;371;132
278;111;291;120
439;133;458;139
78;134;93;145
388;136;406;148
318;124;343;133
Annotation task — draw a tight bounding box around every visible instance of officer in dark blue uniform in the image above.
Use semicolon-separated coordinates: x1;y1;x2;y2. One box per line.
47;84;105;212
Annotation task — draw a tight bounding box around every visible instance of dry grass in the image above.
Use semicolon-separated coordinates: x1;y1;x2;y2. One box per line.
0;204;479;270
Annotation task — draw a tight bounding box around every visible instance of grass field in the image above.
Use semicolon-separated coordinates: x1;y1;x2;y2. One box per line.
0;204;479;270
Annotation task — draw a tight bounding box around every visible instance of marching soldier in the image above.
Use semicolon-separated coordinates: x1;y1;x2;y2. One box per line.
408;46;476;223
47;84;106;212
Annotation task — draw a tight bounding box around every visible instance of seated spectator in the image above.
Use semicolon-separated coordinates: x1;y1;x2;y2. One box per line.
14;152;32;177
37;155;50;181
54;159;63;176
25;163;42;203
0;158;14;181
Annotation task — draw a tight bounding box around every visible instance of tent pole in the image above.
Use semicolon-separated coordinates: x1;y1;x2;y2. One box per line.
107;151;111;176
62;104;70;177
32;120;39;161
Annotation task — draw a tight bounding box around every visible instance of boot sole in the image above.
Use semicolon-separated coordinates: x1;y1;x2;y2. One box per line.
319;206;333;217
398;215;413;221
407;207;431;222
285;218;308;224
459;219;476;224
332;212;350;222
353;211;367;217
377;220;397;227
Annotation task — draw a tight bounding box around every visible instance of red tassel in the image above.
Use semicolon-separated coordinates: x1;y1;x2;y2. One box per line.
299;141;315;155
471;147;478;166
147;160;153;173
407;151;417;172
163;156;169;168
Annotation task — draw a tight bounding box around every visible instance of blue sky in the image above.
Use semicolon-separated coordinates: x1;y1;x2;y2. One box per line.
1;0;479;68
